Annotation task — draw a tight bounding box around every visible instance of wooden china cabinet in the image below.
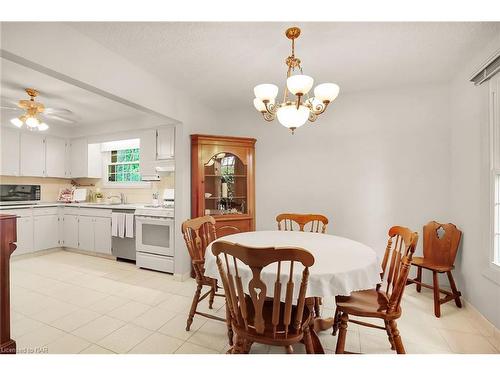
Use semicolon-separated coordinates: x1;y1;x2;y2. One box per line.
191;134;256;236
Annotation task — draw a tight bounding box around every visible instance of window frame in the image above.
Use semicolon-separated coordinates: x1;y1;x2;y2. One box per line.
102;149;151;189
486;74;500;284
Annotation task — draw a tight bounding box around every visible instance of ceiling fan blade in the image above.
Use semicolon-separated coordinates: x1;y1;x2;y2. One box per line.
0;106;20;111
41;113;76;124
0;96;20;106
44;107;73;115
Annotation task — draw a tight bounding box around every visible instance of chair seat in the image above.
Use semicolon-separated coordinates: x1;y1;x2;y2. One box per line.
335;289;401;319
411;256;454;272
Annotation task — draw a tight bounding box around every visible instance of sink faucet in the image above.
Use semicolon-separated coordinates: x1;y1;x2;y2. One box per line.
107;192;126;204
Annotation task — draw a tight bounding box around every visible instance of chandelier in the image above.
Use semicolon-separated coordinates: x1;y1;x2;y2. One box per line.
10;88;49;131
253;27;340;134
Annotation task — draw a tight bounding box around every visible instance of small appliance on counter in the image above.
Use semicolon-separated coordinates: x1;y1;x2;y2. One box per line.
0;184;41;205
72;188;88;203
57;187;73;203
163;188;174;208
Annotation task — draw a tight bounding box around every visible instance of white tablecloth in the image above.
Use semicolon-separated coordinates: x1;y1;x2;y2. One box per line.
204;231;381;298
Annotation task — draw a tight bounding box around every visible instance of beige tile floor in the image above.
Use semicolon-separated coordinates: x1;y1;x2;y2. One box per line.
9;250;500;354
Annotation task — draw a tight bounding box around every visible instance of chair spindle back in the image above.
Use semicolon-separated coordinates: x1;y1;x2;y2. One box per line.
380;226;418;299
276;213;329;234
211;241;315;339
181;216;217;281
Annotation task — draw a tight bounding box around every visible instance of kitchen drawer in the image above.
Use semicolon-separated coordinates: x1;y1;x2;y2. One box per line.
0;208;32;217
136;252;174;274
33;206;59;216
63;207;80;216
79;208;112;218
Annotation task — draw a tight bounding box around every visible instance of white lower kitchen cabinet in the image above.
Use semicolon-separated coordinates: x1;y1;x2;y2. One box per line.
33;215;60;251
94;217;112;254
15;216;34;255
78;216;94;251
62;214;79;249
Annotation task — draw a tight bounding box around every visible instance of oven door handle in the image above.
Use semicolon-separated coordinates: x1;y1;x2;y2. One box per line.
135;216;173;222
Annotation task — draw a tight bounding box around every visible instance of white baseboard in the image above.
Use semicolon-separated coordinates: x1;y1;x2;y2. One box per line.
173;271;191;282
462;298;500;350
63;247;116;261
11;247;64;260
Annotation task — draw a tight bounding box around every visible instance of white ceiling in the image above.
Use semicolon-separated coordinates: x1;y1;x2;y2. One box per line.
0;58;165;132
69;22;500;110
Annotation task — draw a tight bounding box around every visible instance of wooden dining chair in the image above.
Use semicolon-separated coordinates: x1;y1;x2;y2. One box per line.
212;240;316;354
332;226;416;336
276;213;329;234
407;221;462;317
276;212;329;318
181;216;231;343
333;226;418;354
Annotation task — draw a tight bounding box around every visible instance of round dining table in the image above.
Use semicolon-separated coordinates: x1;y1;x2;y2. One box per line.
204;230;382;353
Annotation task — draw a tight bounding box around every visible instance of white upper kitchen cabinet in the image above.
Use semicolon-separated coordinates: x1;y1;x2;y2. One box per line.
156;126;175;160
140;127;175;180
139;129;159;180
69;138;101;178
0;127;20;176
33;214;60;250
20;132;46;177
45;137;68;178
62;214;79;249
94;217;112;254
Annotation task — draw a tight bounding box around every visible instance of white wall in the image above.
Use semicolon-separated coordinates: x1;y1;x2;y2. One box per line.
217;84;451;258
449;35;500;328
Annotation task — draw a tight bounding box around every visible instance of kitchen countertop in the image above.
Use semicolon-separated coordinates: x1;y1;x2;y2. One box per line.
0;202;172;210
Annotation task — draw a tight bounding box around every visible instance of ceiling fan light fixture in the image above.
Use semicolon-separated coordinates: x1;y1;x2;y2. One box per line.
10;117;23;127
25;116;40;128
38;122;49;131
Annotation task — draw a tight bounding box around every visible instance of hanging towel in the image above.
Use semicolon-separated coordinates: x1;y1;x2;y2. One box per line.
125;213;134;238
117;213;125;238
111;212;119;237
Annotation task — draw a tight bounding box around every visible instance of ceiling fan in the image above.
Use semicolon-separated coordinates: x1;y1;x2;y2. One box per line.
1;88;75;131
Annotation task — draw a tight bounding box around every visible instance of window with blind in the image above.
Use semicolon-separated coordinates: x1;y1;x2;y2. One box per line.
490;74;500;266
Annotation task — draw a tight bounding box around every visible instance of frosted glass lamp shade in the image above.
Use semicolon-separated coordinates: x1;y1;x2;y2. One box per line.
253;98;266;112
10;117;23;127
38;122;49;131
254;84;278;102
314;83;340;102
25;116;40;128
286;74;314;95
276;104;310;129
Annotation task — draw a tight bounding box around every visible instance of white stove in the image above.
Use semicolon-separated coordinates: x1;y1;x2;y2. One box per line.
135;207;174;218
135;205;175;273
